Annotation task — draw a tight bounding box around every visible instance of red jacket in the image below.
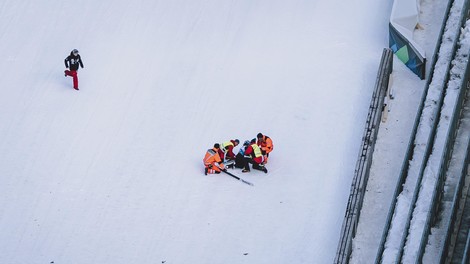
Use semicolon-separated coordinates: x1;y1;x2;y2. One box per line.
223;140;238;160
244;144;263;164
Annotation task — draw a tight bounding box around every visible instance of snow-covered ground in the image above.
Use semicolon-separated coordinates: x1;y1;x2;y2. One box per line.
0;0;397;263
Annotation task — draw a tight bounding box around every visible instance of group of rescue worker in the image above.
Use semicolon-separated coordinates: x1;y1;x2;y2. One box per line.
203;133;274;175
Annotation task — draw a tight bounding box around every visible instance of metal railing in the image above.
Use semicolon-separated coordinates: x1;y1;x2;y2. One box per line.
334;47;393;264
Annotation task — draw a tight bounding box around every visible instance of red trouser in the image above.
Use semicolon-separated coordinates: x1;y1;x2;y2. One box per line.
65;70;79;89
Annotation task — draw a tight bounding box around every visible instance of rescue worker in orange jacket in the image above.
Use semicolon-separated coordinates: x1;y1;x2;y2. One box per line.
257;133;273;164
203;143;226;175
222;139;240;161
242;138;268;173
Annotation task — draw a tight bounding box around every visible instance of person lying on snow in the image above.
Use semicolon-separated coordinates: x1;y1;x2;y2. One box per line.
235;140;250;169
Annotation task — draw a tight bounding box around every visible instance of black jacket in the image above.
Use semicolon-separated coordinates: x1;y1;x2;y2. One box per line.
64;52;84;71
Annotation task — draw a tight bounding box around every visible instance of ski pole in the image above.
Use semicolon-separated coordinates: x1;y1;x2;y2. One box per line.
221;170;254;186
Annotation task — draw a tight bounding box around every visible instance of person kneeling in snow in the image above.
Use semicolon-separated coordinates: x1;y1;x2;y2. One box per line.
221;139;240;161
221;139;239;169
257;133;273;164
203;143;226;175
242;139;268;173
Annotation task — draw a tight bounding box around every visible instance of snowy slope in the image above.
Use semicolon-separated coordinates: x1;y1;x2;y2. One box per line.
0;0;390;263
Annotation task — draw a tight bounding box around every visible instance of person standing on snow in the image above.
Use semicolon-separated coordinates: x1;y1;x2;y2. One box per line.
64;49;84;90
257;133;273;164
242;138;268;173
203;143;226;175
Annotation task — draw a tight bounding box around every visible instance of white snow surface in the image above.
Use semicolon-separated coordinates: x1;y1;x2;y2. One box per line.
0;0;392;263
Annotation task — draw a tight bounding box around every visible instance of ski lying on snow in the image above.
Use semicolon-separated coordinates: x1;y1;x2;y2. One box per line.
222;170;254;186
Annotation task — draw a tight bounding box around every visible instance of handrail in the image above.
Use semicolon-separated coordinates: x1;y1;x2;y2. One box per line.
334;48;393;264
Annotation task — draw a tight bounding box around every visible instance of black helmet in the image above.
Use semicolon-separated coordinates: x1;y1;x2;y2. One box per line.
72;49;79;56
214;143;220;149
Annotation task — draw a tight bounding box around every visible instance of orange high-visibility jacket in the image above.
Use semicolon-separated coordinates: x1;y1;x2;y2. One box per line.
257;135;273;154
203;148;222;166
